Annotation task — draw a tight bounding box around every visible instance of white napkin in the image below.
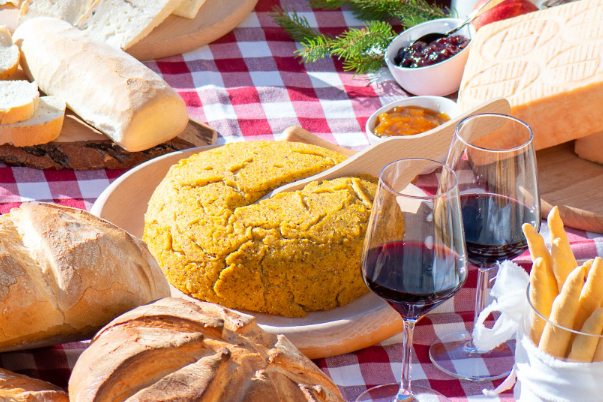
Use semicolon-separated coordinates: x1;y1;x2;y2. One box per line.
473;260;603;401
472;260;529;352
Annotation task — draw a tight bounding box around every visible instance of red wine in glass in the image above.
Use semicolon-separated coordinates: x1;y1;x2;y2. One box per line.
363;241;465;319
461;193;538;266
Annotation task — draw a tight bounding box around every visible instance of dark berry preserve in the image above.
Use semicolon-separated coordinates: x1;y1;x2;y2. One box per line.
394;35;470;68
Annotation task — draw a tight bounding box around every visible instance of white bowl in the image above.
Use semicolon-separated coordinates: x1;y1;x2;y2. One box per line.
366;96;457;144
385;18;475;96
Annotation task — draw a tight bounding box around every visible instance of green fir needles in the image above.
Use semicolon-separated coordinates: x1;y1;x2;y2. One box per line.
270;0;449;76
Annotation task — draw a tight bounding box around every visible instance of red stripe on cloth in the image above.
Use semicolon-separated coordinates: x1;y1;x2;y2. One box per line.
44;170;77;182
0;202;20;214
32;345;72;390
237;119;273;137
297;117;332;134
0;166;16;183
254;0;281;12
215;58;249;73
229;87;261;105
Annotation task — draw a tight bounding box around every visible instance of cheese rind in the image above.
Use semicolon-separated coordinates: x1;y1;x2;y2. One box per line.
457;0;603;151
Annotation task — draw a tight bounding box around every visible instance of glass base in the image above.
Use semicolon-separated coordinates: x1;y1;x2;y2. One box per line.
429;332;514;381
355;383;450;402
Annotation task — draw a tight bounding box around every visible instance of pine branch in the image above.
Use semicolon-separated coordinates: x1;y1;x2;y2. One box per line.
308;0;449;25
329;21;394;62
268;6;326;43
270;0;449;76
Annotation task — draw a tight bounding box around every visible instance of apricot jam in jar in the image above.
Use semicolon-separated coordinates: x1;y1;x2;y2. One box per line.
373;106;450;138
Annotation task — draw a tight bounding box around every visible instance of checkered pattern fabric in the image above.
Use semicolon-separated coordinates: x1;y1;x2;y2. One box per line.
0;1;601;400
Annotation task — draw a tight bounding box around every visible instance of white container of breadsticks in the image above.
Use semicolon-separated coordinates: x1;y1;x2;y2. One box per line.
473;206;603;401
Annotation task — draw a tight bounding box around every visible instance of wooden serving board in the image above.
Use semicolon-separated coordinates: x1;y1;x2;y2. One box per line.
537;141;603;233
0;0;259;60
0;111;217;170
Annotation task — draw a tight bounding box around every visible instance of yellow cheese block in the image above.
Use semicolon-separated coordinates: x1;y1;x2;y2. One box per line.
457;0;603;151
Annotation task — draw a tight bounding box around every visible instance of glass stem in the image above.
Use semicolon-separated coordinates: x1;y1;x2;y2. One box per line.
468;265;491;350
395;318;417;402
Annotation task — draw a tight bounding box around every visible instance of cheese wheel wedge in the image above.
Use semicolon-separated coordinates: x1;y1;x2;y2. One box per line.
457;0;603;151
13;17;189;152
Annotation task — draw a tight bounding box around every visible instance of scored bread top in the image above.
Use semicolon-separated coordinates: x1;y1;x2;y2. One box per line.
0;80;39;124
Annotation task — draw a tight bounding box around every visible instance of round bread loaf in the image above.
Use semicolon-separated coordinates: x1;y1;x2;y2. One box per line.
0;368;68;402
0;202;171;352
68;297;346;402
144;141;381;317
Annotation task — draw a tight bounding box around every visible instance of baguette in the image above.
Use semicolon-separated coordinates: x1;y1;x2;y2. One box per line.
13;17;189;152
0;95;64;146
0;202;170;352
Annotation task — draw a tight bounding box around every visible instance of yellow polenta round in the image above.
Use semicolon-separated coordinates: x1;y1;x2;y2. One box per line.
143;141;379;317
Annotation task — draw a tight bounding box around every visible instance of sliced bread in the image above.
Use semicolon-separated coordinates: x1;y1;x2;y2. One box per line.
0;96;65;146
0;80;39;124
172;0;207;19
76;0;183;50
0;25;19;80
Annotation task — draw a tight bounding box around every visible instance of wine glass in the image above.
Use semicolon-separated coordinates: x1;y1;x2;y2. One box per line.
356;158;468;402
429;113;540;381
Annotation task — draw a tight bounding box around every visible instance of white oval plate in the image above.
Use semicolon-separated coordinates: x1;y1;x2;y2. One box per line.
91;145;402;359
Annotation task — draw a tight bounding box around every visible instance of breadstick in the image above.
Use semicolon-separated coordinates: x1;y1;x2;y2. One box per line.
528;257;558;345
538;263;587;358
567;307;603;362
551;237;578;292
548;207;578;290
592;338;603;362
574;258;603;331
523;223;555;288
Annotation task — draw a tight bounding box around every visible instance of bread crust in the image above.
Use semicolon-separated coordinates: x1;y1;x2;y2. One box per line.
0;202;171;352
13;17;189;152
69;297;345;402
0;368;69;402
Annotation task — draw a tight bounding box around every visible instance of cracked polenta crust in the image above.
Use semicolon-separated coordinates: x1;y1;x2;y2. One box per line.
144;141;387;317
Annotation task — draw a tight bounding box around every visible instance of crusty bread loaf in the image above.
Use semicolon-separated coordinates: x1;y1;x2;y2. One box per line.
13;17;189;152
0;202;171;353
76;0;183;50
69;297;345;402
0;80;39;125
0;368;69;402
0;95;64;146
0;25;19;80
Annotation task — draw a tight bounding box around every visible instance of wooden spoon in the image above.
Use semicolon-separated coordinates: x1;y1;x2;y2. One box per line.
268;97;511;197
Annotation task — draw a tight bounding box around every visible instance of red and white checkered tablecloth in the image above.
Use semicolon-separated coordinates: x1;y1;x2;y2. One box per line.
1;0;602;400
